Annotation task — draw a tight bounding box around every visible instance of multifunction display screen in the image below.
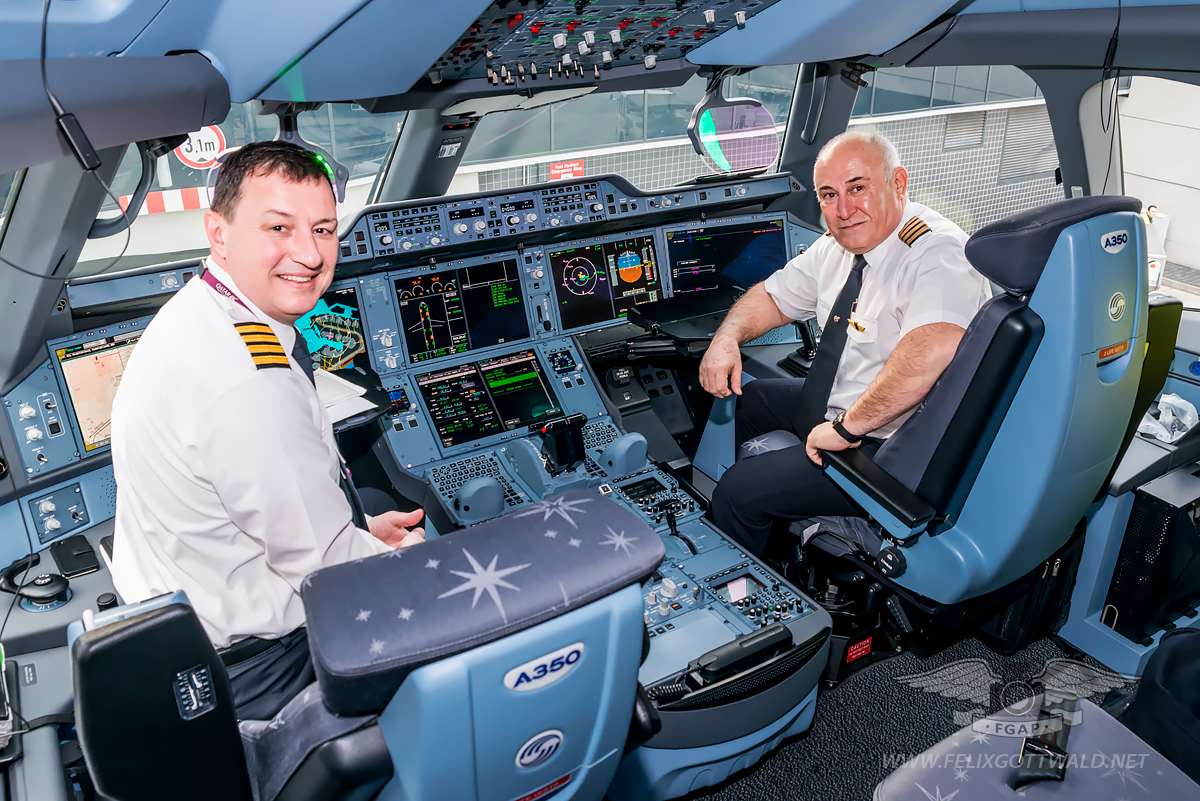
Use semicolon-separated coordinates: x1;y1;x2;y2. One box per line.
395;260;528;364
666;218;787;294
54;331;143;452
296;285;371;372
548;234;661;331
416;349;562;448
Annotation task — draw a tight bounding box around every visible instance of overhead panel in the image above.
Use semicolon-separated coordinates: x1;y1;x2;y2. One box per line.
0;0;169;59
424;0;786;85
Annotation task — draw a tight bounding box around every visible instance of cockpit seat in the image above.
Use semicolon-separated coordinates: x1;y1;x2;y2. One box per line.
741;196;1149;606
70;490;664;801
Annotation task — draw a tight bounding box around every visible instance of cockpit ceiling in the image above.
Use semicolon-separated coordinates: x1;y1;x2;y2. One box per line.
0;0;961;105
1;0;1196;110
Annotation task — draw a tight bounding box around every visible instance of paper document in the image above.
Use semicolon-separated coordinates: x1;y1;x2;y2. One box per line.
315;369;378;424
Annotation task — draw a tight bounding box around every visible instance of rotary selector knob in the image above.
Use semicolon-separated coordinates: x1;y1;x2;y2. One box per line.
454;223;468;235
163;274;179;288
590;203;603;213
473;220;486;232
658;598;671;616
553;32;567;48
506;215;520;226
26;427;43;442
532;269;544;279
38;499;55;514
525;212;538;223
402;241;413;250
380;333;394;347
550;218;561;227
384;355;398;369
430;236;442;245
661;197;673;207
18;405;35;419
45;517;61;531
644;610;652;625
661;578;679;599
736;186;748;196
380;235;393;246
572;213;584;223
648;591;657;605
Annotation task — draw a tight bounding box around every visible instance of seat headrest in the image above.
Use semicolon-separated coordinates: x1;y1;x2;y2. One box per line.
965;196;1142;295
302;490;664;716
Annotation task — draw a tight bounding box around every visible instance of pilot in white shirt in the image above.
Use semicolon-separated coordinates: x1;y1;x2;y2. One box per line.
110;141;425;720
699;130;992;557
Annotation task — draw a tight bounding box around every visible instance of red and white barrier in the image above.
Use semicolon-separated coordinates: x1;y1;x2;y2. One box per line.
118;186;210;216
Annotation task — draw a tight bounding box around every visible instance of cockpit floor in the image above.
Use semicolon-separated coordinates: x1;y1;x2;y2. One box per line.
681;635;1138;801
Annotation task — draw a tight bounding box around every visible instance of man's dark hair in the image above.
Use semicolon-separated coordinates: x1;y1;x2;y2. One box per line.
210;140;332;220
1148;205;1158;211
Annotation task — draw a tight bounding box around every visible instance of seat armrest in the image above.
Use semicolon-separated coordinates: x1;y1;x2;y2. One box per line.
822;449;935;540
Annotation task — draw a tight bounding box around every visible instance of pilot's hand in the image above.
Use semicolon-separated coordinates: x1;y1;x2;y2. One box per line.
805;422;859;466
369;508;426;549
700;334;743;398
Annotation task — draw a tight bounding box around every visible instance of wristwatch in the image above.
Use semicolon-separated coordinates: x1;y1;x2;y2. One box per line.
831;410;863;444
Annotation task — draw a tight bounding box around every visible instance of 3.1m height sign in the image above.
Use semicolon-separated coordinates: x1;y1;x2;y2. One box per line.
174;126;227;170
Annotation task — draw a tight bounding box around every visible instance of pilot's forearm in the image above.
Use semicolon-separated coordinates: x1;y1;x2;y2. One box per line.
842;322;963;436
712;282;792;345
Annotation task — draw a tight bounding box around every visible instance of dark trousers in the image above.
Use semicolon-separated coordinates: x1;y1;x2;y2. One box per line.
711;379;876;558
225;628;315;721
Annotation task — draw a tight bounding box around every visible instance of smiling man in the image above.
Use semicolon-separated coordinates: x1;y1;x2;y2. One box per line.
699;130;991;558
110;141;424;720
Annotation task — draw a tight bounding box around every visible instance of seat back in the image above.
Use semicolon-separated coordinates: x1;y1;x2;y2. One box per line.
301;490;663;801
70;592;253;801
878;196;1147;603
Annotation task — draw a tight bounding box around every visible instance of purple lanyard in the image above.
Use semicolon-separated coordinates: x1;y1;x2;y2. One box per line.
201;267;251;311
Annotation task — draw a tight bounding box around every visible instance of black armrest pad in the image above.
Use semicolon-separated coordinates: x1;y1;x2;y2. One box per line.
823;449;936;532
302;490;664;716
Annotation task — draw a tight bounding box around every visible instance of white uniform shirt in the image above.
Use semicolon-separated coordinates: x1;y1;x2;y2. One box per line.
764;200;991;438
110;260;390;648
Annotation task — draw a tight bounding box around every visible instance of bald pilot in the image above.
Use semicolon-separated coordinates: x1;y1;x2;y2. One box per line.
700;130;992;558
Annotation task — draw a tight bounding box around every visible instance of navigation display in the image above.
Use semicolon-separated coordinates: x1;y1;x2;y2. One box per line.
548;234;661;331
54;331;143;452
396;260;528;364
666;218;787;294
296;285;371;372
416;349;562;449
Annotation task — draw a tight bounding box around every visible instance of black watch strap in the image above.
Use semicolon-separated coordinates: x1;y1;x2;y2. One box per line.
832;413;863;444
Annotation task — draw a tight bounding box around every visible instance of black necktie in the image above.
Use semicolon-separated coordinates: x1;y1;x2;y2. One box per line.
793;254;867;435
291;328;370;530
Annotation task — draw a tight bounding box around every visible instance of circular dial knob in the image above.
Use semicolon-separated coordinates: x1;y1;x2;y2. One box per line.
736;186;748;196
506;214;520;226
572;213;584;223
430;236;442;246
661;197;672;207
18;405;35;419
525;212;538;223
26;427;43;442
647;591;657;605
402;241;413;250
550;218;560;227
45;517;61;531
590;203;603;213
454;222;468;235
380;234;393;245
38;499;55;514
660;578;678;599
658;598;671;616
532;269;544;279
473;220;486;232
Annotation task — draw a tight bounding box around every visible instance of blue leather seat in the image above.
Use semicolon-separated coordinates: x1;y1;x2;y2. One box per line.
743;196;1149;605
69;490;664;801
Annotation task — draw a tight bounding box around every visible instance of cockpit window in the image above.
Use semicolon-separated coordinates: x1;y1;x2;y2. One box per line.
453;65;798;195
73;102;406;277
0;169;19;236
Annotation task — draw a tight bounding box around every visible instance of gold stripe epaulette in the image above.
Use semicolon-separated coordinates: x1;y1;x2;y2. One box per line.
898;216;932;247
823;230;833;236
234;322;290;371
